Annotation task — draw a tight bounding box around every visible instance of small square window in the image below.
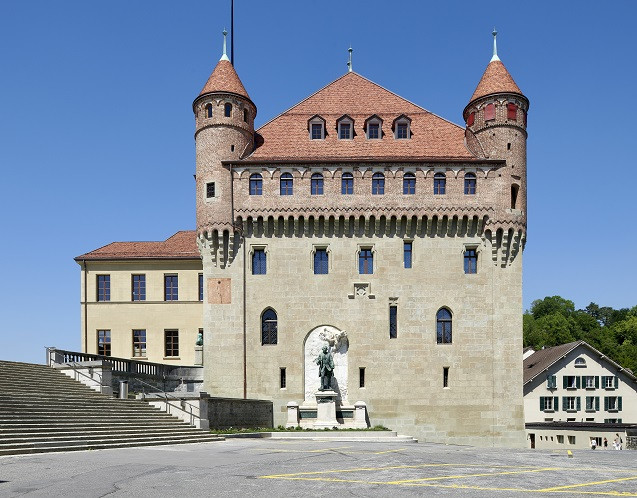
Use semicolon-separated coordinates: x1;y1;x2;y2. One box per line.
310;122;324;140
206;182;215;198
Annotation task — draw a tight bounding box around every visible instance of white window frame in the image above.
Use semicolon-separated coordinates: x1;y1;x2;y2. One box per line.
604;376;615;389
565;396;576;411
544;397;554;411
566;375;577;389
585;376;595;389
608;396;618;411
309;116;325;140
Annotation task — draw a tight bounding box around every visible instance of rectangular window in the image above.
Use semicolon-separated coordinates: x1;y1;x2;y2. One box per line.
396;123;408;139
359;367;365;388
564;375;578;389
359;249;373;274
585;396;599;411
280;367;286;389
603;376;617;389
164;330;179;357
563;396;580;411
132;274;146;301
97;275;110;302
311;123;323;140
339;123;351;139
389;306;397;339
605;396;622;411
132;329;146;357
97;330;111;356
314;249;328;275
341;174;353;194
206;182;215;198
546;375;557;389
584;376;595;389
467;112;475;126
368;123;379;139
544;397;553;411
557;435;564;444
443;367;449;388
198;273;204;301
164;275;178;301
311;175;324;195
464;249;477;274
484;103;495;121
403;241;412;269
568;435;576;445
252;249;267;275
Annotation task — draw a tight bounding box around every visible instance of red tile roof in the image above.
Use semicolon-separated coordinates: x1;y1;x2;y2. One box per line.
75;231;200;261
199;59;250;99
245;72;476;162
469;60;523;103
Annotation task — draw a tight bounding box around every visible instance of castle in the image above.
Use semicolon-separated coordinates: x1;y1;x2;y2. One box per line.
76;31;529;446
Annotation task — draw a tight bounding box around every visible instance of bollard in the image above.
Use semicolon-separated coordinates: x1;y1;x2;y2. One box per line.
119;380;129;399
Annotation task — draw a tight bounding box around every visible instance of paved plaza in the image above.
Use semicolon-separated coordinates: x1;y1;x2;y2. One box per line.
2;439;637;497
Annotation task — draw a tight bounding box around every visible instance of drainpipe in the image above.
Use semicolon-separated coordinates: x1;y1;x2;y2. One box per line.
82;259;88;353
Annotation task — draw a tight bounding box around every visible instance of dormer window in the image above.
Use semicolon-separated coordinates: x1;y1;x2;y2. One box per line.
393;115;411;139
308;115;325;140
365;115;383;140
337;115;354;140
224;103;232;118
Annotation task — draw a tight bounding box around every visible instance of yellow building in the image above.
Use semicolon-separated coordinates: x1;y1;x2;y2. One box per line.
75;231;202;365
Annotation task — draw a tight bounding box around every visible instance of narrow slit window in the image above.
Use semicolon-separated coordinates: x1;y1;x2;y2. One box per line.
280;367;286;389
443;367;449;388
359;367;365;388
224;103;232;117
389;306;397;339
404;241;412;269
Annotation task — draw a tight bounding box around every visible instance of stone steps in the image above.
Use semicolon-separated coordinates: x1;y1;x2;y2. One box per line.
0;360;222;455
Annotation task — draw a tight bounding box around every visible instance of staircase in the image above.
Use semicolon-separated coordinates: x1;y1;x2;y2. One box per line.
0;360;223;455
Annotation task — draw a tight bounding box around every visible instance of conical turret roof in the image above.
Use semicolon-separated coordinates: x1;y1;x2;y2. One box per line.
469;60;523;103
198;59;250;99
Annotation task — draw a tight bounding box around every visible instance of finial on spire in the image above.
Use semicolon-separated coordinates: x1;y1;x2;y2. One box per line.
491;28;500;62
220;29;230;62
347;46;353;73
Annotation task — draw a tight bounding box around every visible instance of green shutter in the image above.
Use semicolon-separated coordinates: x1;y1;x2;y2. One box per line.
618;397;622;411
604;397;609;411
576;376;581;389
554;396;559;410
562;396;567;411
563;376;568;389
595;376;599;389
615;376;619;389
576;397;581;411
601;376;606;387
540;397;545;411
595;397;600;411
619;418;622;423
551;375;556;388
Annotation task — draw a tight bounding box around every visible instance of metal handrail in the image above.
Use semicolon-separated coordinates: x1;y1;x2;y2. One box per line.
134;377;202;424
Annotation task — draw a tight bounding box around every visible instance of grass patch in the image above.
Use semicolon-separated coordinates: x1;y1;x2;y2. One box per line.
212;424;390;434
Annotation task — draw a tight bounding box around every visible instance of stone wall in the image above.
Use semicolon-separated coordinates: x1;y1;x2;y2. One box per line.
206;397;273;429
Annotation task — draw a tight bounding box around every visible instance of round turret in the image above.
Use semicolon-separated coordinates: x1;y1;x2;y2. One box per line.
463;31;529;229
193;34;256;236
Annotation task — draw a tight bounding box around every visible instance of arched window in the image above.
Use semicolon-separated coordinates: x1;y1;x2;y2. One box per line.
205;104;213;118
575;357;587;367
261;308;277;345
511;184;519;209
403;172;416;195
311;173;324;195
224;103;232;118
341;172;353;194
243;108;248;122
464;173;476;195
467;112;475;126
372;172;385;195
249;173;263;195
436;308;452;344
434;173;446;195
280;173;293;195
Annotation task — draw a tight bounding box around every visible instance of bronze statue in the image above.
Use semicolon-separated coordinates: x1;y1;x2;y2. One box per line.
315;345;334;391
196;331;203;346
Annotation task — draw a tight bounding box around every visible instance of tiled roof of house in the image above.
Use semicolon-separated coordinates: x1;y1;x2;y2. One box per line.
523;341;582;385
469;60;523;102
245;72;476;162
75;231;199;261
199;59;250;99
523;340;637;385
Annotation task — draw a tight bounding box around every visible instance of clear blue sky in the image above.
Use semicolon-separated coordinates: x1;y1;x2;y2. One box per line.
1;1;635;363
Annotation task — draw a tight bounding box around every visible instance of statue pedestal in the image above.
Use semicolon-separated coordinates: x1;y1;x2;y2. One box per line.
313;390;338;429
194;345;203;366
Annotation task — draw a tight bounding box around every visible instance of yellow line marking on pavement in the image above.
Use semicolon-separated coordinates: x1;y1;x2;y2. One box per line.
385;467;559;484
538;475;637;492
260;463;541;478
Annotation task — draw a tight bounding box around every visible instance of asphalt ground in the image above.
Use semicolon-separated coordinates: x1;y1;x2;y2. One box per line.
1;439;637;497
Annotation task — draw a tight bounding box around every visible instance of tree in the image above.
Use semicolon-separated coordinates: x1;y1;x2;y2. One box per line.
530;296;575;320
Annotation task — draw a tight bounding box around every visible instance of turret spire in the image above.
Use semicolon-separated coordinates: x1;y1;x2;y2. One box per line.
491;28;500;62
220;29;230;62
347;46;353;73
